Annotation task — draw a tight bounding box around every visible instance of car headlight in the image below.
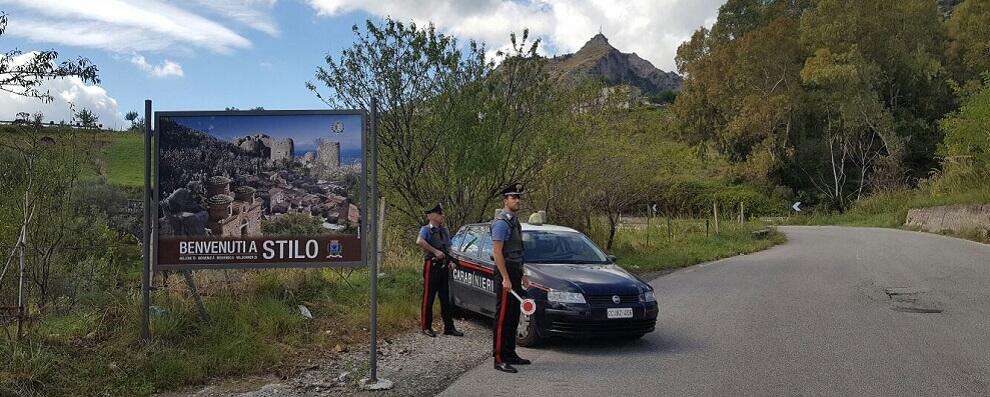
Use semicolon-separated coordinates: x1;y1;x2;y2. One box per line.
547;290;586;304
641;291;656;302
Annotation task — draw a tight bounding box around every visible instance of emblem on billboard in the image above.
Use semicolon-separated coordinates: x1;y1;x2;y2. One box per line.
327;240;343;258
332;121;344;134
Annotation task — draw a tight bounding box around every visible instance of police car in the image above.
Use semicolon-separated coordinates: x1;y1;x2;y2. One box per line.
447;212;659;346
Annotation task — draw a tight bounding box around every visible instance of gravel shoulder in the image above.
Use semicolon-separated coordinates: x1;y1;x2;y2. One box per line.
157;314;493;397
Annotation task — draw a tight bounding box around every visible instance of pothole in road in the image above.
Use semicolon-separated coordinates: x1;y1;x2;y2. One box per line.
859;283;944;314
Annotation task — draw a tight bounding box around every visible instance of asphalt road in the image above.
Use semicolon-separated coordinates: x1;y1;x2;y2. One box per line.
438;226;990;396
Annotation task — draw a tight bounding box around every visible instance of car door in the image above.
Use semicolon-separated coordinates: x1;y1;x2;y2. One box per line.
450;226;498;316
474;231;498;315
447;227;472;309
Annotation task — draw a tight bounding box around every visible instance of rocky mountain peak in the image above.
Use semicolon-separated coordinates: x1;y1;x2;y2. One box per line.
582;33;612;50
547;33;683;96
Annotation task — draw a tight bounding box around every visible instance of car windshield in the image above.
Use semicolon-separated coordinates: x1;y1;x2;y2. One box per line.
522;230;609;264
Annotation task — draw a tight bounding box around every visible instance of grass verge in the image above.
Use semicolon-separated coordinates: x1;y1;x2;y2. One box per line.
597;218;786;274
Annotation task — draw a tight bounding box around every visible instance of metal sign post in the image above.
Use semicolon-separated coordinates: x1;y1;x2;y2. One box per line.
141;99;152;342
361;98;392;390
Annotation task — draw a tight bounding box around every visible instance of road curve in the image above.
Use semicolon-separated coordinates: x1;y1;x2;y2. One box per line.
438;226;990;397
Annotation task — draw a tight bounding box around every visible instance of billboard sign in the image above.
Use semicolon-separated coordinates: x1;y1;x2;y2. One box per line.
154;110;366;270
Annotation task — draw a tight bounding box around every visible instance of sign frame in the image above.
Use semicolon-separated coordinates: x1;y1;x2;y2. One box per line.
152;109;370;271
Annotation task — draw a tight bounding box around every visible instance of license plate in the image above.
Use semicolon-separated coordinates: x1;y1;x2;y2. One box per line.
607;308;633;319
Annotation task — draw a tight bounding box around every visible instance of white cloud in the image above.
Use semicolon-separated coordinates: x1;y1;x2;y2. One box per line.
190;0;281;36
0;0;253;54
307;0;723;72
129;54;185;78
0;52;126;129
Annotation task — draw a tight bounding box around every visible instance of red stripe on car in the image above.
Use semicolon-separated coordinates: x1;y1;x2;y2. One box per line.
457;260;494;275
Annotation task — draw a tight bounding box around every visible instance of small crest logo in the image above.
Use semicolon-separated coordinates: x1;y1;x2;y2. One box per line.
612;295;621;304
331;121;344;134
327;240;343;258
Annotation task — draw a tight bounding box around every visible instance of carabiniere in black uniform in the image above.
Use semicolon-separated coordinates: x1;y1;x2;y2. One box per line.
491;183;531;373
417;203;462;337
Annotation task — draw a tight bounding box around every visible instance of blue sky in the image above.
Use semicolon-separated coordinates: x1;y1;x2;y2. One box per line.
167;113;364;164
0;0;722;129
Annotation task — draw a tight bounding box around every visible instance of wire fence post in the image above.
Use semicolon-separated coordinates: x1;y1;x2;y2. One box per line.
713;201;720;235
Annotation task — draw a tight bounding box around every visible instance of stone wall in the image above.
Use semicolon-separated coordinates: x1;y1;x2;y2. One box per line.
904;204;990;234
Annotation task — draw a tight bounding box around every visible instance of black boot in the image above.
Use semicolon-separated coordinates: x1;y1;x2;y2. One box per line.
508;357;531;365
443;327;464;336
494;362;518;373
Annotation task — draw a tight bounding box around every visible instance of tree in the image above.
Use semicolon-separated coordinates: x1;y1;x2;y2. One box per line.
124;111;138;125
672;0;952;209
935;73;990;191
674;10;808;184
0;13;99;102
125;111;144;132
799;48;900;207
308;18;564;229
74;108;98;129
0;12;100;333
800;0;951;185
946;0;990;93
424;31;567;230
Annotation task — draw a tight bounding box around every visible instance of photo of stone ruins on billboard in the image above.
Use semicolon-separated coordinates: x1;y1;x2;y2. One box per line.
156;112;365;269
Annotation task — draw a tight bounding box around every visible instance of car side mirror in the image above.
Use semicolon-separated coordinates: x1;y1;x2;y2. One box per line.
607;255;617;263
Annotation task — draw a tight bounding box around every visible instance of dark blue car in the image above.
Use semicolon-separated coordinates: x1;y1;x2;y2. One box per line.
447;217;659;346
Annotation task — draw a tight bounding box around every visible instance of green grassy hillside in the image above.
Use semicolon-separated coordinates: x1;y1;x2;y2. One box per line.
100;132;144;187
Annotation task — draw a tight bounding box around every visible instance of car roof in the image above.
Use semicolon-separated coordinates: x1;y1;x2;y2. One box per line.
460;222;580;234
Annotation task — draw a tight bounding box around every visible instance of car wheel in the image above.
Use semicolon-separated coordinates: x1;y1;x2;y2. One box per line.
516;312;541;347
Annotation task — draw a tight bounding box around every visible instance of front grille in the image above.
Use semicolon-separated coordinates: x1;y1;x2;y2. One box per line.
548;318;655;335
585;294;639;305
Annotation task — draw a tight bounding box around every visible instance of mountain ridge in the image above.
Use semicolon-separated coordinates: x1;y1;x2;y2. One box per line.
546;33;682;96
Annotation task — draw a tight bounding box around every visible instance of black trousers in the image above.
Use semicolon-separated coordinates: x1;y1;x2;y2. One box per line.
421;258;454;331
493;264;524;363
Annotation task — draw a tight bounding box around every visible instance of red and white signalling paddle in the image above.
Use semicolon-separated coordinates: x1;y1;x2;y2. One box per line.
509;290;536;316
